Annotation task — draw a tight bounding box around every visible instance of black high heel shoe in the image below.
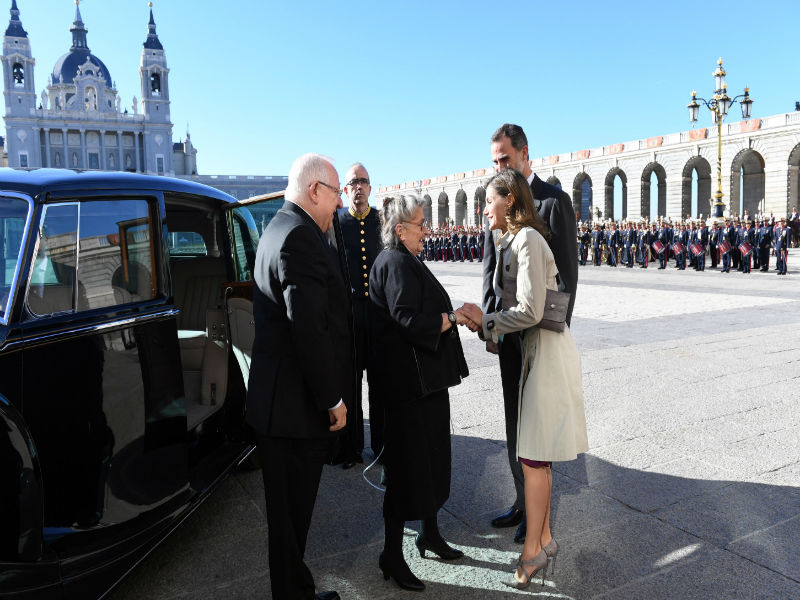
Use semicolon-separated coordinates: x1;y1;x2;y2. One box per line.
415;533;464;560
378;552;425;592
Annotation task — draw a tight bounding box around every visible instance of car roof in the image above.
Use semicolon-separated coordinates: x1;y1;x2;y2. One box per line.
0;168;237;203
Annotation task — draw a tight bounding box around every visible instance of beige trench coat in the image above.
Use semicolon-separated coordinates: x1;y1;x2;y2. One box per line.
481;227;588;462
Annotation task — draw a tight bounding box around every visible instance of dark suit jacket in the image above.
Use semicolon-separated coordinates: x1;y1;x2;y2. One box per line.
482;174;578;325
246;201;353;439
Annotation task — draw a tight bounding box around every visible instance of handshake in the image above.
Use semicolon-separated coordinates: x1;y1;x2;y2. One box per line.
453;302;483;333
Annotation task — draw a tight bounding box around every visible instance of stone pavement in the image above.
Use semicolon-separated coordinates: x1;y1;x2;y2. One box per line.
111;251;800;600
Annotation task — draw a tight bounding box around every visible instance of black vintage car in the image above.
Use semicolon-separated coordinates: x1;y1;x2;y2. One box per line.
0;169;285;599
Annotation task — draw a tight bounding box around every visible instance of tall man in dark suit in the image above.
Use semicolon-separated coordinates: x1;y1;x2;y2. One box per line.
481;123;578;543
246;153;352;600
337;162;383;467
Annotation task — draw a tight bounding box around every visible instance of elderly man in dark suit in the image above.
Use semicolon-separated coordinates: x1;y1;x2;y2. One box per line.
246;153;352;600
482;123;578;544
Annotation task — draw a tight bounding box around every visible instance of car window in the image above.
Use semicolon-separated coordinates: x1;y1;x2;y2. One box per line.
27;199;156;316
167;231;207;256
228;208;260;282
0;196;31;322
226;196;282;283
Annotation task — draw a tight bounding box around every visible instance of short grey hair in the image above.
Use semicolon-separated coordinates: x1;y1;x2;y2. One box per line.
380;195;423;249
285;153;335;204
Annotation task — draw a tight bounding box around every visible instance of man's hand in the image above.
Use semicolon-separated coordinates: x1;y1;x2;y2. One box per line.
457;302;483;325
328;402;347;432
454;309;480;332
485;340;499;354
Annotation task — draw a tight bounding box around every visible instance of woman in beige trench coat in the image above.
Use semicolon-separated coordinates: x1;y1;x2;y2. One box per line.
458;169;587;589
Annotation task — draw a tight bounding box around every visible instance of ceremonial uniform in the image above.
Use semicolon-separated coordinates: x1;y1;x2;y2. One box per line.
639;226;653;268
606;227;620;267
709;225;719;268
720;223;734;272
740;225;755;273
624;226;636;267
775;222;789;275
696;225;708;271
578;229;590;265
338;206;384;456
757;222;772;271
460;232;470;262
656;226;669;269
591;228;602;266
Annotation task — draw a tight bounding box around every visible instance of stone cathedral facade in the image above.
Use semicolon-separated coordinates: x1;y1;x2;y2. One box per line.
1;1;287;199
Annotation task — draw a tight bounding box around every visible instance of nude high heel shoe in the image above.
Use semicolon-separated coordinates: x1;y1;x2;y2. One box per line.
501;549;548;589
543;539;559;575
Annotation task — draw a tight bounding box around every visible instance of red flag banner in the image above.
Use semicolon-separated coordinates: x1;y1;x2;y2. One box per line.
739;119;761;133
689;128;707;141
646;136;663;148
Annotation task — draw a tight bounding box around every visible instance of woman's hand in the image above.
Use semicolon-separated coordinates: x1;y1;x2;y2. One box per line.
455;303;482;332
440;312;452;333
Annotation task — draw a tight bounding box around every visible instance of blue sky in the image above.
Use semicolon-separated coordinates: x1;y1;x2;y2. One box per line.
13;0;800;191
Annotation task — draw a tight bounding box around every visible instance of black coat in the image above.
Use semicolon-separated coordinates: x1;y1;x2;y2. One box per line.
483;175;578;325
246;201;354;439
369;245;468;401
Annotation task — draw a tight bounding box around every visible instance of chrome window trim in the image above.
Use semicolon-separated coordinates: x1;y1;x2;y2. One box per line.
2;307;180;352
0;192;35;327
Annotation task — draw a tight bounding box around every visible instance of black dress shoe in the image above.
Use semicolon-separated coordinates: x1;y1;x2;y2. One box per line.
491;507;524;528
379;552;425;591
315;592;340;600
513;516;527;544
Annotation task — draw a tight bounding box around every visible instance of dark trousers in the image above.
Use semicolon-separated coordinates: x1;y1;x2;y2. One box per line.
353;300;383;455
499;332;524;511
258;435;329;600
722;252;731;272
759;247;770;271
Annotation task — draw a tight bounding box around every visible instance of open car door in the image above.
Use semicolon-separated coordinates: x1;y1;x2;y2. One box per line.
221;191;353;392
221;191;285;391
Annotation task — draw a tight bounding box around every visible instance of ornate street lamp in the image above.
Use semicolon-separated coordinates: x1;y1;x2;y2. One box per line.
688;58;753;222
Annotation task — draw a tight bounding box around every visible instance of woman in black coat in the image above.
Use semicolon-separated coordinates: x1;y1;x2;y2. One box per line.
369;195;469;592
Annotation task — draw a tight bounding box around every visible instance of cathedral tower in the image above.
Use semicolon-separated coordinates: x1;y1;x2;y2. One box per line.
1;0;36;166
139;4;172;174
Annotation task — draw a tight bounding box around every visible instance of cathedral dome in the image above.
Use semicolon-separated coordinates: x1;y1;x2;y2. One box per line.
51;50;112;87
50;2;112;88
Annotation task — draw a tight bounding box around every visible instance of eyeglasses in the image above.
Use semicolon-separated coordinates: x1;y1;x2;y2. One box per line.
403;220;428;230
346;177;370;187
314;181;342;196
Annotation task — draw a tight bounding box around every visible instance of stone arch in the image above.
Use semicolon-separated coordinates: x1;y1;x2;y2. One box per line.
730;149;765;218
454;189;467;227
604;167;627;221
680;157;711;219
572;172;592;222
546;175;562;190
437;191;449;227
422;194;433;225
474;186;486;226
641;162;667;220
787;144;800;218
